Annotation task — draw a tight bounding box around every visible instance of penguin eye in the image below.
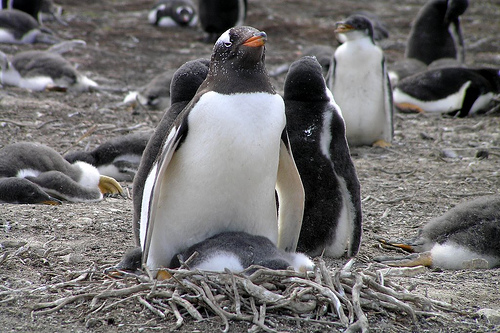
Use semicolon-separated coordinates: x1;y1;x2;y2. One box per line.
223;41;232;48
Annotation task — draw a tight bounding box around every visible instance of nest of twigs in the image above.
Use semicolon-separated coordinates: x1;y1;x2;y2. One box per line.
4;257;459;332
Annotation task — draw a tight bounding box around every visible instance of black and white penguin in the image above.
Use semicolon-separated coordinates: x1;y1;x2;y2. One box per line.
123;70;175;110
132;58;210;245
170;232;314;272
0;142;124;203
284;56;362;258
376;195;500;269
393;67;500;117
1;0;42;20
0;45;98;92
198;0;247;43
405;0;468;65
327;14;393;147
148;0;197;27
0;9;58;44
136;26;304;274
0;177;61;205
64;131;153;182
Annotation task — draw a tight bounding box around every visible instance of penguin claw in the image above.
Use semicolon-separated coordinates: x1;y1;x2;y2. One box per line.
98;175;125;196
372;139;391;148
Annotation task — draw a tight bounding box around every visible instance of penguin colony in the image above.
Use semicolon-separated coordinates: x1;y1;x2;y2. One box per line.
0;0;499;279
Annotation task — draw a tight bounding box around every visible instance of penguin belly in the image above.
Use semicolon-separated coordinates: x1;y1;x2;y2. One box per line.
142;91;286;269
333;46;387;146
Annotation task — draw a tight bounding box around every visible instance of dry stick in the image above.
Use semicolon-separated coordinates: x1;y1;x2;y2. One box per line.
137;295;166;318
345;274;369;333
171;289;204;321
32;293;99;314
318;259;350;325
168;299;184;330
61;124;98;155
230;273;242;316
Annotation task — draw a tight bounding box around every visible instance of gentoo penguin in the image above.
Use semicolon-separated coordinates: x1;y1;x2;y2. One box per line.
284;56;362;258
405;0;468;65
132;58;210;245
64;131;153;182
170;232;314;272
0;47;98;92
1;0;42;20
327;14;393;147
393;67;500;117
376;195;500;269
0;9;58;44
0;142;123;203
0;177;61;205
148;0;197;27
136;26;304;274
123;70;175;110
198;0;247;43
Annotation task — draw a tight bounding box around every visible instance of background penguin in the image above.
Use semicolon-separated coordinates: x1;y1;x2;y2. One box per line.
405;0;468;65
137;26;304;274
0;177;61;205
148;0;197;27
198;0;247;43
64;131;153;182
327;14;393;147
0;9;58;44
1;0;42;20
132;57;210;245
123;69;175;111
393;67;500;117
170;232;314;273
376;195;500;269
284;56;362;258
0;142;123;203
0;43;98;92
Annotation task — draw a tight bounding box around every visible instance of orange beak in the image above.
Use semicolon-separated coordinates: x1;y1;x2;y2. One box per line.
243;32;267;47
334;23;354;34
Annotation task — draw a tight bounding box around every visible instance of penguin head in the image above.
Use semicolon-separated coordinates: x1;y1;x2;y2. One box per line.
284;56;329;102
445;0;468;24
212;26;267;71
335;14;375;43
174;4;196;26
170;58;209;104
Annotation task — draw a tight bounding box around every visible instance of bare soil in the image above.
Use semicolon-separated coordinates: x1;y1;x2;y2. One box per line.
0;0;499;332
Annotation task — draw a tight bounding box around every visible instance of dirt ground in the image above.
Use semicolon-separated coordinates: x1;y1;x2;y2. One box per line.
1;0;499;332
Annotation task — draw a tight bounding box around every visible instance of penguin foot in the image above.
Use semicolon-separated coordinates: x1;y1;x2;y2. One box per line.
372;139;391;148
395;102;425;114
374;251;433;267
98;175;124;196
377;237;415;252
45;84;68;92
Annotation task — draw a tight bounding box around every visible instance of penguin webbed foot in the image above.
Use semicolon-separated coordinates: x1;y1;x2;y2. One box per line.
372;139;391;148
104;247;146;280
395;102;425;114
98;175;125;198
376;237;417;253
374;251;433;268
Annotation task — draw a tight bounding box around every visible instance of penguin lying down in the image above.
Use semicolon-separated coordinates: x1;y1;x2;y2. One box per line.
110;232;314;278
376;195;500;269
0;142;124;204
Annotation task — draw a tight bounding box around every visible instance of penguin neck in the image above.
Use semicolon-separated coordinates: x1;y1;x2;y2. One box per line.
202;61;275;95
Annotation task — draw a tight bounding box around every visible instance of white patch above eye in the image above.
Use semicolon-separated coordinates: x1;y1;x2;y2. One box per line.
216;29;231;46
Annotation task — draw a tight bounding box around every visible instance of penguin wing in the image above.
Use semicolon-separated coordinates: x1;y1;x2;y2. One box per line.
276;129;305;252
382;58;394;141
141;120;187;266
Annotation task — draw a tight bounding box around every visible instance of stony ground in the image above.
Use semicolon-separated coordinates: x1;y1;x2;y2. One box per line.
0;0;499;332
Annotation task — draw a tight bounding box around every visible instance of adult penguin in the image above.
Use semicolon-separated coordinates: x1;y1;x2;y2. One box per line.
376;195;500;269
405;0;468;65
0;142;123;203
136;26;304;274
148;0;198;27
328;14;393;147
285;56;362;258
198;0;247;43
